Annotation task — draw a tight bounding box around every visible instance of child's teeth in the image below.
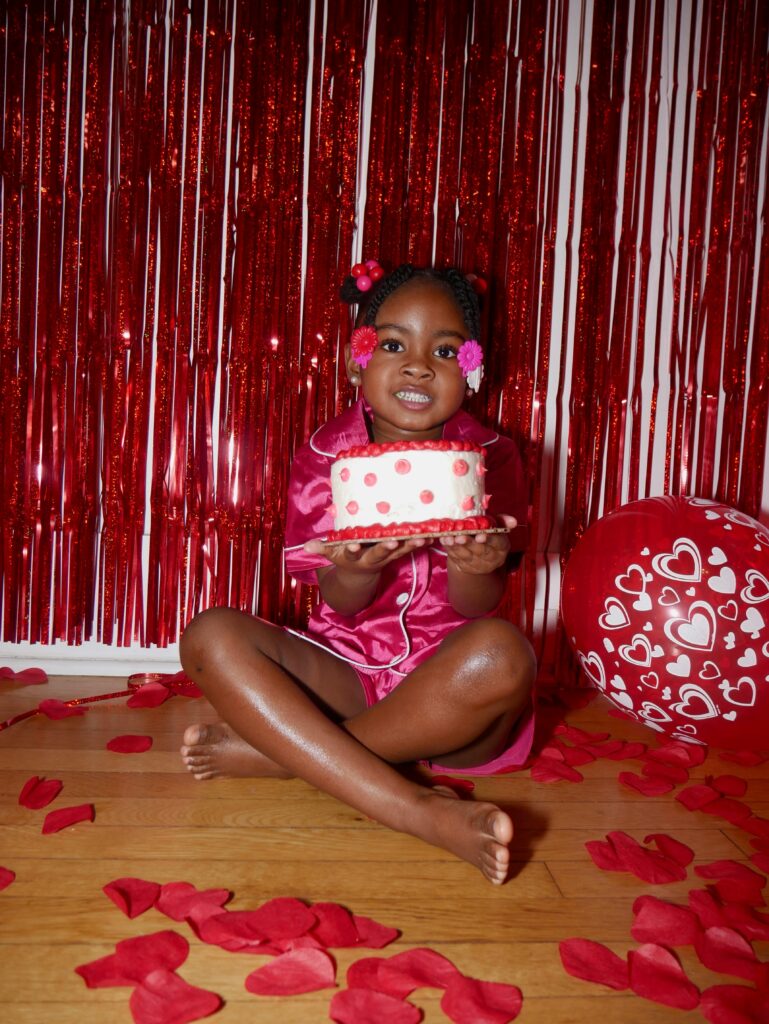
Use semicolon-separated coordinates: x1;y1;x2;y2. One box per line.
398;391;430;402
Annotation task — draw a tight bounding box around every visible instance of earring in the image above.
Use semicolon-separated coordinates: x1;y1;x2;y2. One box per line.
350;374;361;386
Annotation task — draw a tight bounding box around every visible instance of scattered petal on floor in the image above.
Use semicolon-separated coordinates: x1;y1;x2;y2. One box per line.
127;683;172;708
37;698;87;719
439;974;523;1024
701;983;769;1024
0;867;16;891
718;751;769;767
676;784;721;811
18;775;63;809
627;943;700;1009
129;967;222;1023
558;937;629;990
0;666;48;684
378;948;461;996
244;897;317;940
42;803;94;834
631;895;701;946
103;877;161;918
351;914;400;948
310;902;361;948
75;930;190;988
643;833;695;867
346;957;391;993
106;734;154;753
244;948;336;994
618;771;675;797
155;882;231;922
530;755;583;783
329;988;422;1024
694;925;763;983
708;775;748;797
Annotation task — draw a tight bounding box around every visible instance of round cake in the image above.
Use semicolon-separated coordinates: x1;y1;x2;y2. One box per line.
327;440;493;542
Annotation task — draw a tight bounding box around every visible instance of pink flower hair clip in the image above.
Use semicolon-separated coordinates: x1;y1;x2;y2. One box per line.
457;339;484;392
350;325;379;368
351;258;384;293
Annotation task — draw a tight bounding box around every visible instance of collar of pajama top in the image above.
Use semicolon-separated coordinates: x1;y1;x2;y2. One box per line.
282;400;527;673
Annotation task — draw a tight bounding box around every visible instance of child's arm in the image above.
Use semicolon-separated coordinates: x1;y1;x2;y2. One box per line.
443;515;517;617
304;537;429;616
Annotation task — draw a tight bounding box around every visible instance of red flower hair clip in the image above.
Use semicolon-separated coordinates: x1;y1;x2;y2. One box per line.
350;325;378;368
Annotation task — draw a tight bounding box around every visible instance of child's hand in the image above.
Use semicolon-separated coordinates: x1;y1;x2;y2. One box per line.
441;514;517;575
304;536;431;574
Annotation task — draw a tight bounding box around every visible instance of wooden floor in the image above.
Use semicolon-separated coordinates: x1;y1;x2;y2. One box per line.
1;675;767;1023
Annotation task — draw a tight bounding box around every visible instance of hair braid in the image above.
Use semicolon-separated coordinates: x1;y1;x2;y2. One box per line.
340;263;482;339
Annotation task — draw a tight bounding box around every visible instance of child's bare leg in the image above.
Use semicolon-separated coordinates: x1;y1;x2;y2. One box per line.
178;609;530;883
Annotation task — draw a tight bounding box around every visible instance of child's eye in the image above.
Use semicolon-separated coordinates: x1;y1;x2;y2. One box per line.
380;339;404;353
435;344;457;359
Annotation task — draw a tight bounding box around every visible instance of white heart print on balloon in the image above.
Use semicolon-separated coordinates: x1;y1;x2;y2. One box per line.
561;496;769;749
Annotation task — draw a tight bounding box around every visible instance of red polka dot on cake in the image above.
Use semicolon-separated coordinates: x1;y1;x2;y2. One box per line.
461;496;474;511
420;490;434;504
394;459;411;474
376;501;390;514
364;473;377;486
346;500;359;515
453;458;469;476
340;468;350;482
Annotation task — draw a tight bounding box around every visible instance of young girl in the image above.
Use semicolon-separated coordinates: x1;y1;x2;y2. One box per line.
179;264;536;884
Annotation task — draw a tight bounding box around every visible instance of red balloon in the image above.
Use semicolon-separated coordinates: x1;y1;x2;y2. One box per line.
561;497;769;750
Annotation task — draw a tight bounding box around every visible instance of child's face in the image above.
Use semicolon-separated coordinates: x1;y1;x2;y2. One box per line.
349;280;472;443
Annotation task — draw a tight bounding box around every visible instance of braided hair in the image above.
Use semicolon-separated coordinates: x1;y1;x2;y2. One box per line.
340;264;482;340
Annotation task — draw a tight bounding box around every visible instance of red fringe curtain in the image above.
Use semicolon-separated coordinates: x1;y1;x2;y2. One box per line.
1;0;768;685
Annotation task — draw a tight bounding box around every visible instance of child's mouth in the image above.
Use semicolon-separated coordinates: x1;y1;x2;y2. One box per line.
394;389;432;408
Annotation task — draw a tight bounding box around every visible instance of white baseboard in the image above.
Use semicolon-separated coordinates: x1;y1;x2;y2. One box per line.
0;640;181;677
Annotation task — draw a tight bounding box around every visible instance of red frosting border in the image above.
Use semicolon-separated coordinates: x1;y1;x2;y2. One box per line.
337;440;483;459
326;516;494;542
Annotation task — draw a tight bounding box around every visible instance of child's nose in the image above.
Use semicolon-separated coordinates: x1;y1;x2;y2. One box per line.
402;356;434;379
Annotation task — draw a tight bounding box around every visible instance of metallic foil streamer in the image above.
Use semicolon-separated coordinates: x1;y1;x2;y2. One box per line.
1;0;767;700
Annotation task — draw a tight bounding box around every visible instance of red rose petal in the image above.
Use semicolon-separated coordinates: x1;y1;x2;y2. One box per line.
648;740;707;768
310;902;360;948
192;909;264;952
439;974;523;1024
631;895;701;945
103;877;161;918
585;839;624;872
18;775;63;809
245;948;336;995
597;740;647;760
695;860;767;887
75;930;190;987
751;852;769;874
156;882;231;922
602;831;689;884
429;774;476;794
709;775;749;798
127;683;171;708
695;926;763;982
627;943;700;1009
689;889;730;929
719;751;769;767
352;914;400;948
553;724;610;744
129;967;222;1024
530;755;583;783
701;984;769;1024
329;988;422;1024
0;666;48;684
378;948;461;995
558;937;629;990
721;903;769;942
42;803;94;834
0;867;16;890
246;897;316;940
106;734;153;753
744;817;769;838
677;784;721;810
701;798;753;825
347;957;390;992
618;771;675;796
641;760;690;784
644;833;695;867
37;698;87;719
557;744;597;767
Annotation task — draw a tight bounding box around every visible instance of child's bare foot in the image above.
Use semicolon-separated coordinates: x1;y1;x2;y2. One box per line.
413;789;513;885
180;723;293;780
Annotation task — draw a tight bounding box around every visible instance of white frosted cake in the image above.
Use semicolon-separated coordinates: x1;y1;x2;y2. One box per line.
327;440;493;542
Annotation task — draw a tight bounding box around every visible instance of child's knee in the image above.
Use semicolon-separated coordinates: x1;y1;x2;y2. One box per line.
463;618;536;702
180;607;243;668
